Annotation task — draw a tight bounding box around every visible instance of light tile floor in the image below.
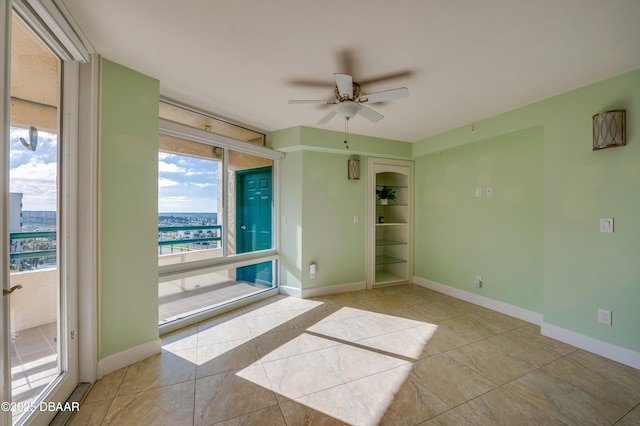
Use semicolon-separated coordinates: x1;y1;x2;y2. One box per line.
69;284;640;425
10;321;59;423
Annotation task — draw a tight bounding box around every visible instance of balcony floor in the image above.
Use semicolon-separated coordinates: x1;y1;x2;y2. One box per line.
10;321;59;422
159;274;273;324
10;276;272;421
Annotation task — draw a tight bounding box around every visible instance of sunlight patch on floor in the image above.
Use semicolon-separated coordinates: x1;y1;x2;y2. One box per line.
236;306;438;425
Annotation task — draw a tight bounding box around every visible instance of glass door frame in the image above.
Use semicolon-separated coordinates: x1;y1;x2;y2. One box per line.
1;1;89;424
1;1;14;423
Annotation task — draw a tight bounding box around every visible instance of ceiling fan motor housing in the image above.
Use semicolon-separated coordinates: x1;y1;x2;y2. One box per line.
335;82;361;100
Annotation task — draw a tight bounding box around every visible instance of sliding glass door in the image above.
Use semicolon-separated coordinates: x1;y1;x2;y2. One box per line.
1;4;78;425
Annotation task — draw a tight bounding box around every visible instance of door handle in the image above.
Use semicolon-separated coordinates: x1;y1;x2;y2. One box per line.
240;225;247;230
3;285;23;296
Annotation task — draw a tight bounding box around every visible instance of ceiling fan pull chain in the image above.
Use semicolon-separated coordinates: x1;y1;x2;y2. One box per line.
344;117;350;149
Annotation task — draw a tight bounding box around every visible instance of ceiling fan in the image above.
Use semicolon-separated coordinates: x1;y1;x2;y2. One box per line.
288;73;409;124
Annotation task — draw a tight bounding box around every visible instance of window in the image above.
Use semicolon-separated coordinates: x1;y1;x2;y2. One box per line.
157;101;282;329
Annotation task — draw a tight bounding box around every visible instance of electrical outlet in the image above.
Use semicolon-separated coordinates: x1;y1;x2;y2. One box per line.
474;275;482;288
600;217;614;233
598;308;612;326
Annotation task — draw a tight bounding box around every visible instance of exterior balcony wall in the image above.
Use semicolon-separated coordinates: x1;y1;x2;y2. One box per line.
9;268;57;334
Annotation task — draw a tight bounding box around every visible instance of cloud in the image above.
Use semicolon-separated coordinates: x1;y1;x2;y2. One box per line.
159;161;186;173
10;159;58;210
158;152;220;212
159;177;179;188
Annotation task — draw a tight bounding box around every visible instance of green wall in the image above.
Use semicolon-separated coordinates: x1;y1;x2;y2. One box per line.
415;127;544;312
300;150;366;288
413;69;640;353
99;58;160;358
272;126;412;159
279;146;303;289
272;126;410;290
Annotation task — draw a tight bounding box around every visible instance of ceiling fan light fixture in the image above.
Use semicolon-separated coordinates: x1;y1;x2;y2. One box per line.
335;101;360;119
290;73;408;124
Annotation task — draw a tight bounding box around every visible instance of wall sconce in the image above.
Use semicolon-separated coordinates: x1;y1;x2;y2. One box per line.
593;110;626;150
347;158;360;180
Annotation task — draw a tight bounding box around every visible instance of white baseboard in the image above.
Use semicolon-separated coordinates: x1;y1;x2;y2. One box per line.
542;323;640;370
413;276;543;325
97;338;161;378
302;281;366;298
281;281;367;299
279;285;302;298
413;276;640;370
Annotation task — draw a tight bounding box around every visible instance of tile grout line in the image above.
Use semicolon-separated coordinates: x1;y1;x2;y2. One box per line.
441;346;582;425
423;322;578;424
613;401;640;425
94;365;130;426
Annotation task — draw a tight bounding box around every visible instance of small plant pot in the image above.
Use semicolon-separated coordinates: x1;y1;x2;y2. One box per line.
380;199;389;205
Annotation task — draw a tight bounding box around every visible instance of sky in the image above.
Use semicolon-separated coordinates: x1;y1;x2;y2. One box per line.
158;152;219;213
9;126;58;211
9;126;219;213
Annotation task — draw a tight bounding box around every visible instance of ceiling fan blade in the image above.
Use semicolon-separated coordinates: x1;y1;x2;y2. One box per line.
317;110;337;125
360;87;409;104
335;73;353;99
287;78;334;88
357;105;384;122
359;70;414;86
336;49;356;76
289;99;334;104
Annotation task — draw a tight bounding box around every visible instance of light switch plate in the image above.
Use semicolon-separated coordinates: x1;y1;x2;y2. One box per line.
600;217;614;233
486;186;493;197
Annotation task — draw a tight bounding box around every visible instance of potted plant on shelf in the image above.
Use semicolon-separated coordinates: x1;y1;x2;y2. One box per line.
376;185;397;205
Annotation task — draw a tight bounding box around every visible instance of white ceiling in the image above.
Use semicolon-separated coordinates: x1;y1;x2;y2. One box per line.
61;0;640;142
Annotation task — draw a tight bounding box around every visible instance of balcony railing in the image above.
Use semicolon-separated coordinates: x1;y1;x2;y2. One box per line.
9;231;56;261
9;225;223;267
158;225;222;247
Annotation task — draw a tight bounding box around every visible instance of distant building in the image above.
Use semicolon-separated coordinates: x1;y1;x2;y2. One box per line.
9;192;23;255
9;192;23;233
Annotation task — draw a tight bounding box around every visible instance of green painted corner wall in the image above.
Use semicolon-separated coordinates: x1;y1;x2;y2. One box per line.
301;150;366;288
414;127;544;312
272;126;412;159
274;127;391;290
279;149;303;289
413;69;640;353
99;58;160;358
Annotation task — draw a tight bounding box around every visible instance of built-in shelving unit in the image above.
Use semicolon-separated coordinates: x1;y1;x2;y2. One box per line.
366;158;413;289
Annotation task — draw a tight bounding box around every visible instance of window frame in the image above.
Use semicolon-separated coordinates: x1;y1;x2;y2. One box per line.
157;116;283;333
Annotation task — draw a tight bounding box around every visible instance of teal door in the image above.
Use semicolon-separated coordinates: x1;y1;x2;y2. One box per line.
236;166;272;285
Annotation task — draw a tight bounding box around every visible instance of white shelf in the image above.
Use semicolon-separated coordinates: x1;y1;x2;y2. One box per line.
374;271;407;286
375;255;407;265
367;158;413;290
376;239;407;246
